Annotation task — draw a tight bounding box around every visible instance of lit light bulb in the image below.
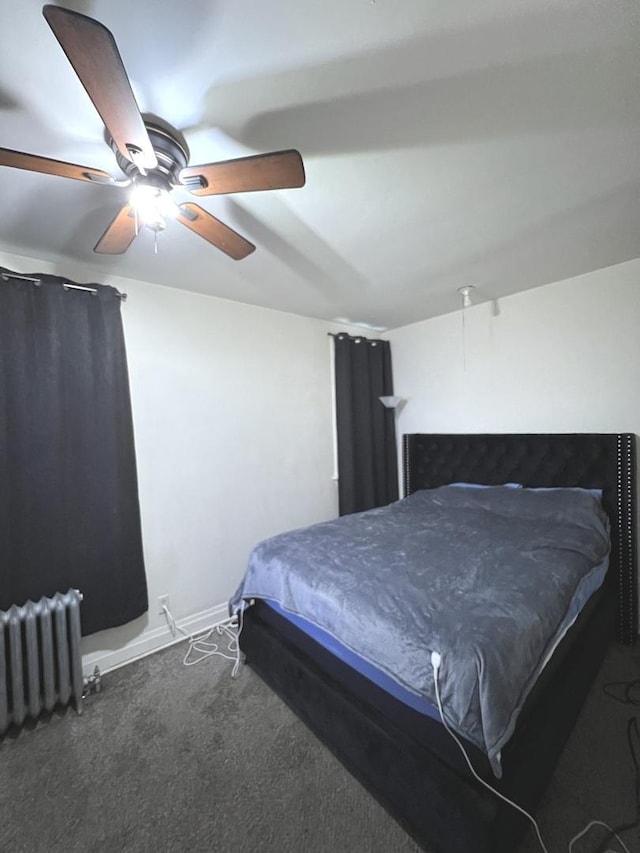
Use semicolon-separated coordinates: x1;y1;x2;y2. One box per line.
129;183;177;231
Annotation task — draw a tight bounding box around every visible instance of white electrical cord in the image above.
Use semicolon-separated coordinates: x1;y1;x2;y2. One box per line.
431;651;635;853
567;820;632;853
432;651;550;853
162;604;244;676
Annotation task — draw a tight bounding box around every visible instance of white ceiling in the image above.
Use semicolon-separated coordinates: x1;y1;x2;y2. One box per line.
1;0;639;330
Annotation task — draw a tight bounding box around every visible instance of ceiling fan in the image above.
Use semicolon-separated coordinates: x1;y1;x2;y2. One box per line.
0;4;306;260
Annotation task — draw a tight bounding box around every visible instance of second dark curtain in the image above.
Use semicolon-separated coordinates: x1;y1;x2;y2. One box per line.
334;333;398;516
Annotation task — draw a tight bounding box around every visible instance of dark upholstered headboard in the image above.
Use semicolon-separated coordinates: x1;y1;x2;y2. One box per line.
403;433;637;646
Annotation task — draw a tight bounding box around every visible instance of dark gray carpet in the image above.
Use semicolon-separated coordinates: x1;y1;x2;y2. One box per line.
1;639;639;853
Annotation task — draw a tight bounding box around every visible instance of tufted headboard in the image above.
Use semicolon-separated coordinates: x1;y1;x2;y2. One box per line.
403;433;637;645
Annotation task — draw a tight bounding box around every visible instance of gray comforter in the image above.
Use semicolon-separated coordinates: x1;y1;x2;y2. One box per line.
230;486;610;776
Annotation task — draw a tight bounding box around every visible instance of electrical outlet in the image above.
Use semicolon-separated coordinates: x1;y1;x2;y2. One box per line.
158;594;170;616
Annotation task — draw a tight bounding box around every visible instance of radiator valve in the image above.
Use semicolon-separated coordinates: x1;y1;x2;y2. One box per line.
82;666;102;698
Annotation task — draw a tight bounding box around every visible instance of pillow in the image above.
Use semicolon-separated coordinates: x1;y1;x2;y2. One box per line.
449;482;523;489
524;486;603;499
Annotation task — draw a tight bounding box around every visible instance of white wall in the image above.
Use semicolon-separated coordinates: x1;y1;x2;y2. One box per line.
5;247;638;666
387;258;640;624
0;250;349;672
388;258;640;439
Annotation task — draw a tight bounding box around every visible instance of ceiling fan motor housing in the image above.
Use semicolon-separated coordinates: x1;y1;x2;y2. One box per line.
111;121;190;188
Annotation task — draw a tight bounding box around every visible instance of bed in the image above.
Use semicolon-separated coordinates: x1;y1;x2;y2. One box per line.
236;433;637;853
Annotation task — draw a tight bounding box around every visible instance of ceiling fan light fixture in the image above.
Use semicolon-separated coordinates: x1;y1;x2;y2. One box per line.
129;182;176;230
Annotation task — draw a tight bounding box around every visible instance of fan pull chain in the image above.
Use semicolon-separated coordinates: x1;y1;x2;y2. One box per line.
461;304;467;372
457;286;474;373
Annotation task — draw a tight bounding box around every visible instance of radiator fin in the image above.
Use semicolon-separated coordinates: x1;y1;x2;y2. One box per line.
0;589;83;735
25;601;41;719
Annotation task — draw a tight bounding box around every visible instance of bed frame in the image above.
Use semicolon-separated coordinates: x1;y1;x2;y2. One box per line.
240;433;637;853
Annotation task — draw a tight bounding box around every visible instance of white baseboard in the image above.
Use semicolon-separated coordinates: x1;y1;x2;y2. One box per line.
81;602;231;677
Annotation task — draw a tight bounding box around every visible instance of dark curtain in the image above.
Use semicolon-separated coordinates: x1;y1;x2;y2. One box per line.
334;333;398;515
0;268;148;635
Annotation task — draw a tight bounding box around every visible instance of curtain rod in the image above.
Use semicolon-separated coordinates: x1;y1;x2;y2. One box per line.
327;332;382;343
0;271;127;301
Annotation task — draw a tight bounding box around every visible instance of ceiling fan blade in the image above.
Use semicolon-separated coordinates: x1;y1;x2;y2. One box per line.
0;147;116;184
180;150;305;197
94;204;139;254
176;203;255;260
42;5;157;172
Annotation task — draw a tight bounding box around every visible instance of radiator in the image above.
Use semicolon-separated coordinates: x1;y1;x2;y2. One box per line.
0;589;84;734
